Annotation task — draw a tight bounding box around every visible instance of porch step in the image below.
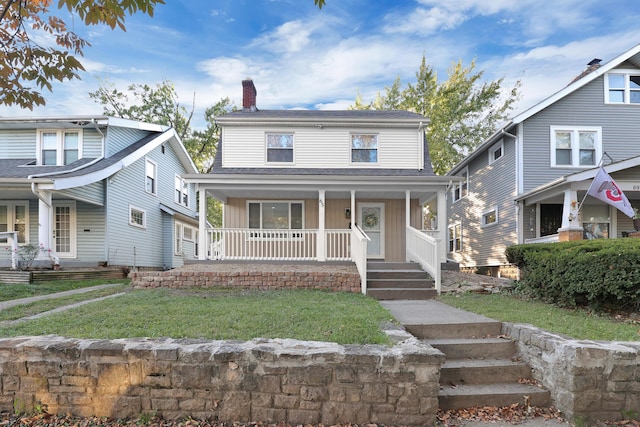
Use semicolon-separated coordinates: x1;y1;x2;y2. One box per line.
406;321;503;340
440;358;533;385
438;384;550;411
427;337;516;359
366;262;435;301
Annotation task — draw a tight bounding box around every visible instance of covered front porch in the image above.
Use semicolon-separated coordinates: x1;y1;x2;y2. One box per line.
187;174;451;294
518;160;640;244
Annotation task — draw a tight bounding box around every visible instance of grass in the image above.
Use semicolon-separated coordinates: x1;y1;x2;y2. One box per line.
0;288;395;345
0;284;129;321
439;292;640;341
0;279;129;302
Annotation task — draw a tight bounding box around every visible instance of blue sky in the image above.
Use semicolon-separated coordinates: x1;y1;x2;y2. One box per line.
11;0;640;129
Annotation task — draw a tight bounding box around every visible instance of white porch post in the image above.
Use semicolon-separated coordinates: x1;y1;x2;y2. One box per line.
350;191;356;229
405;190;411;262
317;189;326;261
198;185;207;260
558;188;583;241
437;189;447;263
36;189;53;259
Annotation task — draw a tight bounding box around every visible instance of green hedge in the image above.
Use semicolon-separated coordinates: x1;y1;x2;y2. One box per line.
505;239;640;310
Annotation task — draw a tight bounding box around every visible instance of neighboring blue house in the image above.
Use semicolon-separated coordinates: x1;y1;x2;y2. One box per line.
446;43;640;277
0;116;198;270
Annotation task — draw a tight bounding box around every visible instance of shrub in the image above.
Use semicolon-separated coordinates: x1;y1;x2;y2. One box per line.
506;239;640;311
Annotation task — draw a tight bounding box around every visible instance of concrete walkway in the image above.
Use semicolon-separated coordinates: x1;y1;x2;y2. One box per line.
379;299;497;326
0;283;124;311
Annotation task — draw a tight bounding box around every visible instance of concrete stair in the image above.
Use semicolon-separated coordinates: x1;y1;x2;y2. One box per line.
408;319;550;410
366;261;437;300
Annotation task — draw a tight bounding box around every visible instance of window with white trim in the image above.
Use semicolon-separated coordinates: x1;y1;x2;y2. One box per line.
175;222;184;255
452;168;468;202
129;206;146;228
550;126;601;168
248;201;303;230
0;202;28;244
183;226;194;242
38;130;81;166
175;175;189;207
605;72;640;104
266;133;294;163
488;142;503;165
145;159;157;195
448;223;462;253
481;207;498;227
351;134;378;163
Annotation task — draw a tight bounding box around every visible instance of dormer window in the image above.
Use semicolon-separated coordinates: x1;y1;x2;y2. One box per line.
38;130;82;166
351;134;378;163
605;72;640;104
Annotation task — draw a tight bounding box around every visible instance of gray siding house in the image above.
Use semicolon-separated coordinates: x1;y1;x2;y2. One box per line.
0;116;198;270
447;43;640;277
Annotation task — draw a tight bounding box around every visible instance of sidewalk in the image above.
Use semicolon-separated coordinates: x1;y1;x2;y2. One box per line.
0;283;124;311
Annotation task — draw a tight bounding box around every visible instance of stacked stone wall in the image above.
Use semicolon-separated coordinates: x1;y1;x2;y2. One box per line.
0;336;443;426
503;323;640;421
129;263;361;293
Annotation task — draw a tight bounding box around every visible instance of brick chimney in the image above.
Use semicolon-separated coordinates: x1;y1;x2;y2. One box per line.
569;58;602;84
242;78;257;112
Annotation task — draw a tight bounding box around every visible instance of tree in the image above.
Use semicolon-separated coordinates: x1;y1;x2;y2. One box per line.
90;80;234;226
0;0;325;110
351;55;520;174
0;0;165;109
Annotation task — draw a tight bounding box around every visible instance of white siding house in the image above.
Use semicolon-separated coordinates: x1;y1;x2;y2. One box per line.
447;43;640;276
184;79;453;291
0;116;198;270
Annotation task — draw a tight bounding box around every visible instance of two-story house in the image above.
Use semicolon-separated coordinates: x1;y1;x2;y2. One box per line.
0;116;198;270
184;79;452;291
447;43;640;277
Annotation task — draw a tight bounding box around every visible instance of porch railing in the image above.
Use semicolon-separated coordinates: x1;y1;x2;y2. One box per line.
406;226;441;293
524;234;559;244
351;225;370;294
208;228;351;262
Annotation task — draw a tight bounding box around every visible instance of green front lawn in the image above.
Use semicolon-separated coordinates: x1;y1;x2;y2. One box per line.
0;288;394;345
439;292;640;342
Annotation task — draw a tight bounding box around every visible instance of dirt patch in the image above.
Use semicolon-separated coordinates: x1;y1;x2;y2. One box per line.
441;271;514;294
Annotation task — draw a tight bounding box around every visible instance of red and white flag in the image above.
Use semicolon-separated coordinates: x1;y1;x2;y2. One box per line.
586;167;634;218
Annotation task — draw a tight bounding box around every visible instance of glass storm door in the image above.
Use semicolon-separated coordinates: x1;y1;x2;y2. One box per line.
54;202;76;257
358;203;385;259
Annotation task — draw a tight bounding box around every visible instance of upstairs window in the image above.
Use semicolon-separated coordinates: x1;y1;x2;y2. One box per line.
351;134;378;163
488;141;503;165
266;133;294;163
452;168;468;202
606;72;640;104
38;130;82;166
550;126;601;167
129;205;146;229
248;201;303;230
175;175;189;207
145;159;157;195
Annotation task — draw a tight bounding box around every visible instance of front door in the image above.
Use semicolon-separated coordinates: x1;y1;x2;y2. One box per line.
53;202;76;258
358;202;385;259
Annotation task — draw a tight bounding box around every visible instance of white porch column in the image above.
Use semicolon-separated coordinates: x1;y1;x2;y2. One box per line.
437;189;447;263
317;190;326;261
350;191;356;229
558;188;583;241
405;190;411;262
198;185;207;260
36;190;53;259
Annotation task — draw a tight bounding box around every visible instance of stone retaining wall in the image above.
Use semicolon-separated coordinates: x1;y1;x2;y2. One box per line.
503;323;640;421
129;263;361;293
0;336;443;426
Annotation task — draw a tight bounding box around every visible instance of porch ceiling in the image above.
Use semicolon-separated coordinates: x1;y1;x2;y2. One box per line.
206;188;437;201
